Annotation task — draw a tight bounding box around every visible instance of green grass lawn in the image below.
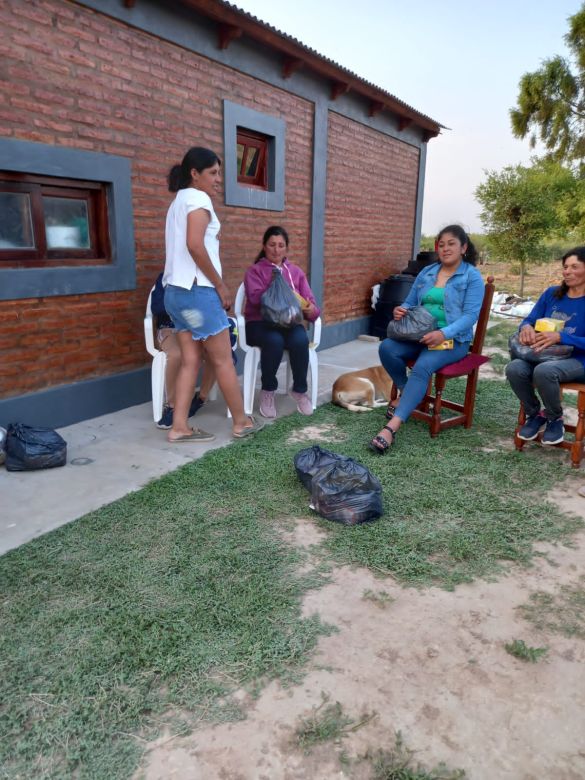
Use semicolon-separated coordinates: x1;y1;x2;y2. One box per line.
0;379;582;779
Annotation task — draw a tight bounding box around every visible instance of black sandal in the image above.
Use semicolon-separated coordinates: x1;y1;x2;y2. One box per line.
369;425;396;455
385;404;396;421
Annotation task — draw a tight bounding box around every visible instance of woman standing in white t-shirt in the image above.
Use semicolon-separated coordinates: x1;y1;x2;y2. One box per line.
163;146;263;442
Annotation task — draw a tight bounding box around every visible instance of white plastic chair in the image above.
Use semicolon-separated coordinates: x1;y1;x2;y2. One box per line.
234;282;322;416
144;286;167;422
144;285;228;422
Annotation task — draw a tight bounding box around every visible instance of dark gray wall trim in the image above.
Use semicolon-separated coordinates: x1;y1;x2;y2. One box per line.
0;367;150;430
75;0;427;151
309;99;328;307
412;143;427;258
0;138;135;301
223;100;285;210
318;317;370;350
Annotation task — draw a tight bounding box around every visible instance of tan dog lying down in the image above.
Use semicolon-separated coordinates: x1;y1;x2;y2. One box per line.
332;366;393;412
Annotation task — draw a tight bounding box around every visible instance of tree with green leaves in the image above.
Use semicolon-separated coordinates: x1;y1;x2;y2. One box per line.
475;159;581;295
510;4;585;165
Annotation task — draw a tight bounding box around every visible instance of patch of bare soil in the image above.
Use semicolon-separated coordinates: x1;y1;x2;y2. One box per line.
139;501;585;780
287;423;347;445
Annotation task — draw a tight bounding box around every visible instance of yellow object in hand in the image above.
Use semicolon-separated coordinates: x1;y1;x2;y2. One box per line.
535;318;565;333
428;339;454;350
294;291;310;309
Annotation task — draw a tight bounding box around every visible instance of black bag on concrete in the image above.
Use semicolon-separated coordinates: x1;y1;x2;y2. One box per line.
0;426;6;467
294;445;349;492
386;305;437;341
5;423;67;472
311;457;383;526
261;267;303;328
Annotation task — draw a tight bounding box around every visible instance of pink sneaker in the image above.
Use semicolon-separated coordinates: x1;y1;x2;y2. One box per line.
259;389;276;418
291;390;313;416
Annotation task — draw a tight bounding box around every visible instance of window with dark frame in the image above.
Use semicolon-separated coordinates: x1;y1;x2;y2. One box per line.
236;129;268;189
0;172;111;268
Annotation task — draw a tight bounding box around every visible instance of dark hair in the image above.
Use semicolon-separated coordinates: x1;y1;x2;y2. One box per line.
255;225;290;262
554;246;585;298
167;147;221;192
436;224;478;266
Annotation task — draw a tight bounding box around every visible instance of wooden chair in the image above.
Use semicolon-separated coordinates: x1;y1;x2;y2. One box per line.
389;276;495;436
514;383;585;468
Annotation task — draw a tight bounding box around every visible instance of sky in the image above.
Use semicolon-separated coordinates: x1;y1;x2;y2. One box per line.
232;0;581;235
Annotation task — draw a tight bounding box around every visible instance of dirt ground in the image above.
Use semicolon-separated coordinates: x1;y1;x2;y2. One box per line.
483;259;563;299
137;433;585;779
136;335;585;780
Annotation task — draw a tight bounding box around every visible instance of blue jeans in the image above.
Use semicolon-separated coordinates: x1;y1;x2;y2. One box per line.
246;321;309;393
505;358;585;420
379;338;470;422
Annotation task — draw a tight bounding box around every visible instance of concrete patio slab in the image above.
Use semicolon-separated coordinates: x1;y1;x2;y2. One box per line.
0;338;381;556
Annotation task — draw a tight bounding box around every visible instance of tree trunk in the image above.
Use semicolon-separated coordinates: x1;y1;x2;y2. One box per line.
519;260;525;297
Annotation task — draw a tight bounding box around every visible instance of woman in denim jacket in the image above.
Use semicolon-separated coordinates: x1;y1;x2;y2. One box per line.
370;225;485;453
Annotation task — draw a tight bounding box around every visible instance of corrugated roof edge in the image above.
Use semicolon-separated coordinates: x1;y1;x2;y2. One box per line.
179;0;444;134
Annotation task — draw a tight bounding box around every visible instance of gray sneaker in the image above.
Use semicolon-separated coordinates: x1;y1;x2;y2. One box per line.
259;390;276;418
290;390;313;416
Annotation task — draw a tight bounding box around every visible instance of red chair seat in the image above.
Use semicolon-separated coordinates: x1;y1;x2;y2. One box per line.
437;354;490;377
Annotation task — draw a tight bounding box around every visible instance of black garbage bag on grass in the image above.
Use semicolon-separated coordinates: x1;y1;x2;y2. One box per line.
294;445;349;491
311;459;383;526
294;446;383;526
5;423;67;471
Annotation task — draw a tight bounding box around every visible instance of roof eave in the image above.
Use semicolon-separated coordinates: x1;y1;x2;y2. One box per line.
170;0;443;138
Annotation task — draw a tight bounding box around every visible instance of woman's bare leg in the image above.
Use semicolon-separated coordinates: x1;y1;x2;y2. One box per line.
168;332;202;440
204;329;251;433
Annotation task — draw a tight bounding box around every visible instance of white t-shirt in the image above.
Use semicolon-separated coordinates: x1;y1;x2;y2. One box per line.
163;187;221;289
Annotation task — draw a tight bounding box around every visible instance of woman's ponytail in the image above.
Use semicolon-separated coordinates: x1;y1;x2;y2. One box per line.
166;147;221;192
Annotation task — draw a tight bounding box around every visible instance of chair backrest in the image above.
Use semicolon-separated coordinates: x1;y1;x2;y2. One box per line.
234;282;245;318
144;285;159;358
470;275;495;356
234;282;250;351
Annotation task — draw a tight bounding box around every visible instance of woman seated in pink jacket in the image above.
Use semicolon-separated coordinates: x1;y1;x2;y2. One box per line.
244;226;320;418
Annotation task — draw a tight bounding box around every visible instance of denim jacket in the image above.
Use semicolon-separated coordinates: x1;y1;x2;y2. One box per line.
402;262;485;343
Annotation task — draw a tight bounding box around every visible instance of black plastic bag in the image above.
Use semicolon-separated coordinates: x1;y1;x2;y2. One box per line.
310;458;383;526
508;332;574;364
0;426;6;467
294;445;349;491
261;267;303;328
5;423;67;471
386;306;437;341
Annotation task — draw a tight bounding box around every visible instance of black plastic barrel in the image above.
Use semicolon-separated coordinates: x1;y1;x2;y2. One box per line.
370;273;415;339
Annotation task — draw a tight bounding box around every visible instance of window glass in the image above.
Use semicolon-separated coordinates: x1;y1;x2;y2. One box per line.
243;147;259;177
236;143;245;173
0;192;34;249
43;196;90;249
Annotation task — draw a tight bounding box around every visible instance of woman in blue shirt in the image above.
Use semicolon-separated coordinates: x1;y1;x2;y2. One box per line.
370;225;484;453
507;246;585;446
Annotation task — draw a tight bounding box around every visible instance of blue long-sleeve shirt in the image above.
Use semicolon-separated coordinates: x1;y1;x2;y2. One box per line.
520;286;585;369
402;262;485;343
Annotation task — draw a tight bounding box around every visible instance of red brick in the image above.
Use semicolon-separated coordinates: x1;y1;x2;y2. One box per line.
0;0;418;399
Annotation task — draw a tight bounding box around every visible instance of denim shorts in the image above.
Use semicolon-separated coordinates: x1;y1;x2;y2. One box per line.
164;283;229;341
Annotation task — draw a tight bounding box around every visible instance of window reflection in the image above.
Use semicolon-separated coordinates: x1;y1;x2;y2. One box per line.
43;197;90;249
0;192;34;249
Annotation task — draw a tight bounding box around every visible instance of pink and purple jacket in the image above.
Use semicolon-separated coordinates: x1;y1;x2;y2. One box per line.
243;257;320;323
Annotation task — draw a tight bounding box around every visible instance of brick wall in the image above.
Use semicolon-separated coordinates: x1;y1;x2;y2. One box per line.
0;0;313;398
323;111;420;324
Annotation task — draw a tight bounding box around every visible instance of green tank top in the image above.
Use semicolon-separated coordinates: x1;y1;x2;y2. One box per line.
422;286;446;329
